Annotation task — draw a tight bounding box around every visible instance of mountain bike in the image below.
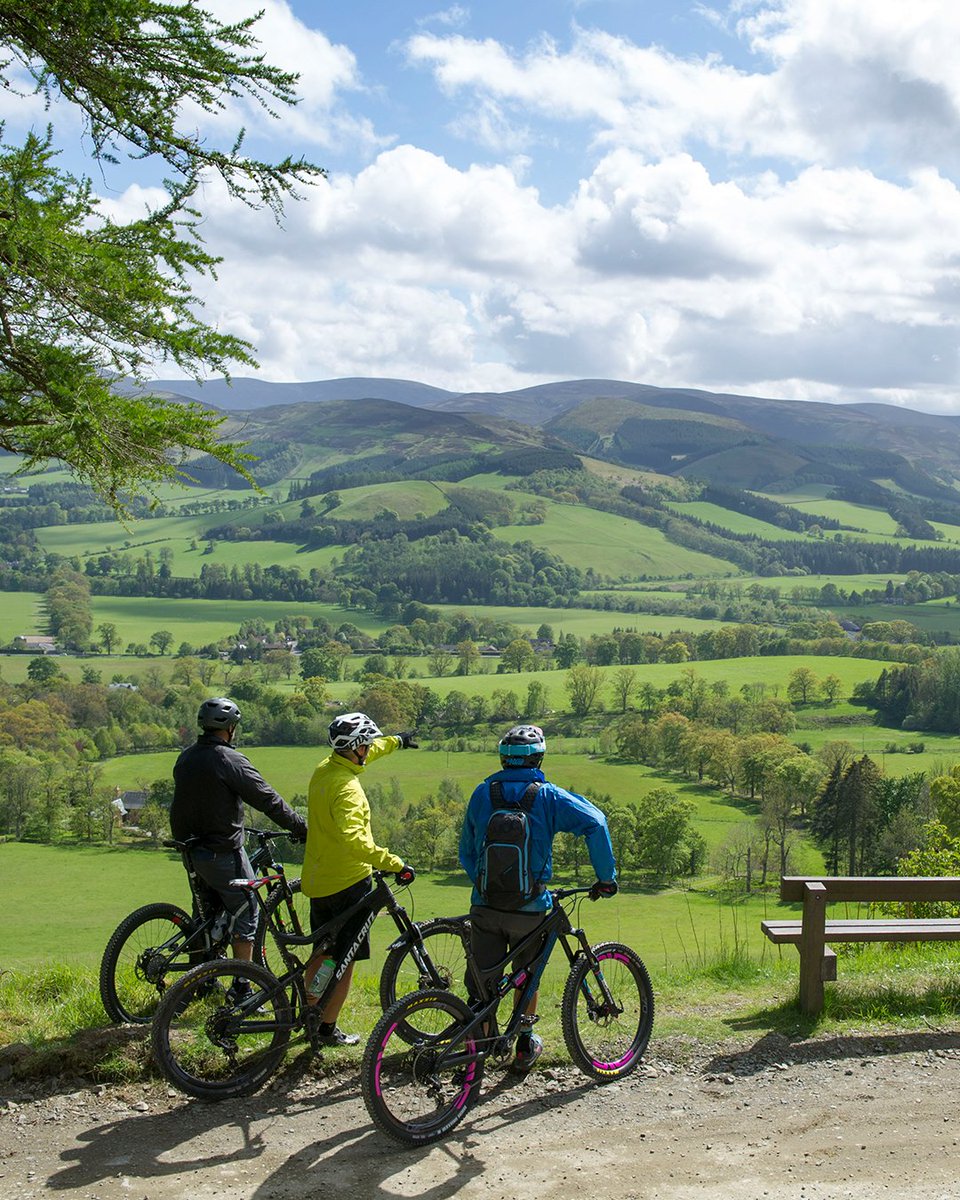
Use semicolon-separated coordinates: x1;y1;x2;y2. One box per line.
99;828;303;1024
150;870;470;1099
360;885;654;1145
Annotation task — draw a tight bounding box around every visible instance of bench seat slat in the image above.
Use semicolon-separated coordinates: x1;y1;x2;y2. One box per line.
762;917;960;944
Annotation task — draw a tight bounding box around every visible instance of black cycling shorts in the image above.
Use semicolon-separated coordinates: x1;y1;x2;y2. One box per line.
468;904;548;999
309;876;373;963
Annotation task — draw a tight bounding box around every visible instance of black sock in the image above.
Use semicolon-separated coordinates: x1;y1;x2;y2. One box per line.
516;1031;533;1051
318;1020;335;1035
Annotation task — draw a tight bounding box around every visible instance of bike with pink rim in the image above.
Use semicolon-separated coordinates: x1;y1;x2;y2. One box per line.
360;885;654;1145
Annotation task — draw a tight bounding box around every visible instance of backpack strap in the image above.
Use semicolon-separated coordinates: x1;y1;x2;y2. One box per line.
517;781;541;812
488;780;540;810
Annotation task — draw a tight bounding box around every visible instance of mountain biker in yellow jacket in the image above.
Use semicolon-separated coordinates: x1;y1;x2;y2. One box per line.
301;711;418;1047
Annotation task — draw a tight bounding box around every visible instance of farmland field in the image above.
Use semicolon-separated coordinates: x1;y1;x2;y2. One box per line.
594;573;913;596
833;600;960;636
319;652;894;707
33;515;342;577
96;743;763;851
0;591;47;644
429;603;735;638
775;498;901;535
490;498;733;579
666;501;806;541
85;595;386;646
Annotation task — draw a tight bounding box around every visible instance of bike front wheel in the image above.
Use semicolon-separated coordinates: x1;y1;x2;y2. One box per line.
152;959;293;1100
379;917;473;1034
361;988;485;1146
99;902;196;1024
561;941;654;1080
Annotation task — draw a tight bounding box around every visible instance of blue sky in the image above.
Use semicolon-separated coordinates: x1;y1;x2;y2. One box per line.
6;0;960;411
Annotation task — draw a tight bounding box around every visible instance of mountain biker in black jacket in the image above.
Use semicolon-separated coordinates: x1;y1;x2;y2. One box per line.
170;697;307;969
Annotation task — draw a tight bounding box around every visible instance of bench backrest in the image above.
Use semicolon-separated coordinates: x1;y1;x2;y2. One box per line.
780;876;960;903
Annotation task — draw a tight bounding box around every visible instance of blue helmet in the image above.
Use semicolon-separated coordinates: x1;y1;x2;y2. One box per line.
499;724;545;769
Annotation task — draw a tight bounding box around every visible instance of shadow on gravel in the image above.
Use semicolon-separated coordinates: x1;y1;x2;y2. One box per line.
246;1069;597;1200
706;1027;960;1079
44;1065;359;1194
42;1057;596;1198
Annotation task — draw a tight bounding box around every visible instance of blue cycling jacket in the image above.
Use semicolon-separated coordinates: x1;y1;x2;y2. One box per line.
458;767;617;913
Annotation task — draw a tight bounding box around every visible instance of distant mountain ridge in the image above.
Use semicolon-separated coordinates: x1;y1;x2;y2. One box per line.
142;375;960;494
140;376;459;412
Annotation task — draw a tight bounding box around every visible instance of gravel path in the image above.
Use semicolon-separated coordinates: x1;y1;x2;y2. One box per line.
3;1029;960;1199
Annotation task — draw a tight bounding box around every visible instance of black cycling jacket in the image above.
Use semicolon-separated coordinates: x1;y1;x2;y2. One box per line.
170;733;307;851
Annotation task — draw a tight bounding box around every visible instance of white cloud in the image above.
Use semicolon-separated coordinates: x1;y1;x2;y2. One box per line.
417;5;471;29
405;5;960;173
136;128;960;408
105;1;960;413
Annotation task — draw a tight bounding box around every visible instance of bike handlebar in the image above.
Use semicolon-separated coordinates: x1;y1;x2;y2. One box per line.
553;885;601;901
247;828;289;842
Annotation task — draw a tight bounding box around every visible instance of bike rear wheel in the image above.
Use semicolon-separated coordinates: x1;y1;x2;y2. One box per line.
99;902;197;1024
361;988;484;1146
255;877;308;977
151;959;293;1100
561;941;654;1080
379;917;473;1037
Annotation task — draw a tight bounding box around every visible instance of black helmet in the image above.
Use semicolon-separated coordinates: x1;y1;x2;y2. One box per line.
328;711;382;753
499;724;546;769
198;697;241;730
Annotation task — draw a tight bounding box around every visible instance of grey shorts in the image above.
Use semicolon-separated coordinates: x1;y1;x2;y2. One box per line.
189;847;259;942
469;904;549;998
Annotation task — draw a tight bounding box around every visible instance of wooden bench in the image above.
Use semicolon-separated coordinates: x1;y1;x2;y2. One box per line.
761;876;960;1014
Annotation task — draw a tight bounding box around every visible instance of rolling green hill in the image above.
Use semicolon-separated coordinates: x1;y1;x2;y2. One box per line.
12;382;960;634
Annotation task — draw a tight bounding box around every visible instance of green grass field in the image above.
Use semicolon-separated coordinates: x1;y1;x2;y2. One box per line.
666;501;806;542
0;592;746;655
34;515;344;578
324;652;892;707
95;743;765;853
490;498;734;579
594;573;913;597
0;591;47;643
0;841;788;980
776;498;901;535
428;603;737;639
834;601;960;637
83;596;386;647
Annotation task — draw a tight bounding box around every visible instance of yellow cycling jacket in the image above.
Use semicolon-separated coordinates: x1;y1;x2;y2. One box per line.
301;735;404;898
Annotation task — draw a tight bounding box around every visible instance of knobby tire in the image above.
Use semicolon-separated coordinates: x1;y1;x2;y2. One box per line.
361;988;484;1146
560;940;654;1080
151;959;293;1100
254;876;307;978
379;917;472;1038
99;902;194;1025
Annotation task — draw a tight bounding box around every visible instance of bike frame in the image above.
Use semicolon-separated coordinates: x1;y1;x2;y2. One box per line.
149;830;294;972
222;871;428;1038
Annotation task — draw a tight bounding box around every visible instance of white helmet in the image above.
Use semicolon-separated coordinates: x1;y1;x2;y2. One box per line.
329;711;382;752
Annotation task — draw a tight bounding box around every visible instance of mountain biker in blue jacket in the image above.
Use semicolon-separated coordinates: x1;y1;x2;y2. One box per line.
459;724;617;1071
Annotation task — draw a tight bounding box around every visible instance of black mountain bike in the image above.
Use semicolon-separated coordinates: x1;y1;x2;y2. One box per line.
99;829;304;1024
361;885;654;1145
151;871;470;1100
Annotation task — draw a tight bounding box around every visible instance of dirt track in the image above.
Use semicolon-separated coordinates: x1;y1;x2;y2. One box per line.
3;1029;960;1199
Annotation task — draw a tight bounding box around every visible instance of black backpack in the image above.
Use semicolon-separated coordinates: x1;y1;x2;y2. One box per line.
477;780;543;911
